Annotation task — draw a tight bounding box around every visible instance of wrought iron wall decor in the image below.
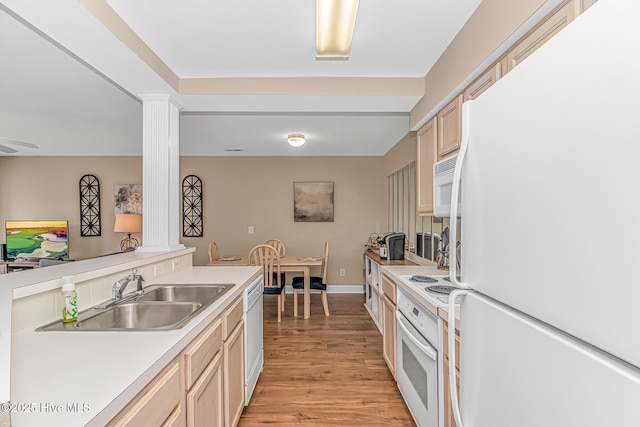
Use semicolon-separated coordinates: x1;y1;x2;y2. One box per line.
182;175;203;237
79;174;102;236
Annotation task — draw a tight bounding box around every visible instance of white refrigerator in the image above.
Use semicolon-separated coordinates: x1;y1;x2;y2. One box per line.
447;0;640;425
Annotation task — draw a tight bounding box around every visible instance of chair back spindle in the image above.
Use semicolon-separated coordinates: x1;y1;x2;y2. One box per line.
208;241;219;263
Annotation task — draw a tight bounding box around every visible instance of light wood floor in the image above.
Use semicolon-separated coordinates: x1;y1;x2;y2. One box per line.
238;293;416;426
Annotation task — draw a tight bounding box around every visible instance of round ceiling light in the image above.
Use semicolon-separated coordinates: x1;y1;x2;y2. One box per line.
287;133;305;147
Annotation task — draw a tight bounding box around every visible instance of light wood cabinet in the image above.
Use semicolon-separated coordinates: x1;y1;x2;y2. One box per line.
463;63;501;102
381;275;397;379
416;117;437;215
576;0;597;13
186;351;224;427
162;405;185;427
107;360;184;427
505;1;577;73
224;320;245;427
183;319;224;427
183;319;223;390
108;294;247;427
442;320;460;427
437;94;463;159
382;295;396;379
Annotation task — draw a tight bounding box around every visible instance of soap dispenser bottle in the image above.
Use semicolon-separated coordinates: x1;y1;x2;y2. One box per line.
61;276;78;323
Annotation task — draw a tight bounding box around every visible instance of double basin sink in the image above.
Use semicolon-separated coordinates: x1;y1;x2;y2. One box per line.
37;284;232;332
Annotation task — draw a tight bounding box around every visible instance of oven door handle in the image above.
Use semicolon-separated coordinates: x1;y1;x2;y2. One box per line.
396;311;437;361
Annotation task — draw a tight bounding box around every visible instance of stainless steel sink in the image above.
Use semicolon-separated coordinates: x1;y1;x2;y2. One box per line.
137;284;231;304
74;302;201;330
36;283;233;332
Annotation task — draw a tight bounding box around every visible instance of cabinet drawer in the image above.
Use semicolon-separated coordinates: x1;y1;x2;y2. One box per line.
108;360;182;427
443;322;460;371
381;275;397;305
183;318;223;390
223;296;243;339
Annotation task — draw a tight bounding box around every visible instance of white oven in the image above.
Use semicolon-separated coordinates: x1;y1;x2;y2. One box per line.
396;288;443;427
433;154;461;218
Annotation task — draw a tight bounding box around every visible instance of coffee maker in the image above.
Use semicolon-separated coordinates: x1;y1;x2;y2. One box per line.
377;232;406;260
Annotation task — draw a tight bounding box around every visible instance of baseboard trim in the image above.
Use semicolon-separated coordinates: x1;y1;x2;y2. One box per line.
284;284;364;294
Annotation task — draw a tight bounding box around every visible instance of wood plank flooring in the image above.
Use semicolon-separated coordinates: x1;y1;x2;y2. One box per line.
239;293;416;426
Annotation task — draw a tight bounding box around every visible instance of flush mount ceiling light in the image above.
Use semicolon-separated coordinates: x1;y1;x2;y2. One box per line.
316;0;360;59
287;134;306;147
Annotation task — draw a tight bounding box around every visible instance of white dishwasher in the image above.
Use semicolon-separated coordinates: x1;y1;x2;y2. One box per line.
243;275;264;405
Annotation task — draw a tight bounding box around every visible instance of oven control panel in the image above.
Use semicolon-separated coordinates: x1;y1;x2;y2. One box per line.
397;289;440;348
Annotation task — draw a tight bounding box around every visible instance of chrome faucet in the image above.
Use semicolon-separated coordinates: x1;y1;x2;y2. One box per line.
113;269;145;300
95;269;145;309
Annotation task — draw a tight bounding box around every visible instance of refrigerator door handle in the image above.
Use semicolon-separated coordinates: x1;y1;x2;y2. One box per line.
396;311;438;361
450;101;473;290
448;289;471;427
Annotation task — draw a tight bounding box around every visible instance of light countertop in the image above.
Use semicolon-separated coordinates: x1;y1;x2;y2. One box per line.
9;266;261;427
381;264;461;326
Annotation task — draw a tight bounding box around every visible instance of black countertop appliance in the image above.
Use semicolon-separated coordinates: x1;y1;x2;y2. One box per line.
377;232;406;260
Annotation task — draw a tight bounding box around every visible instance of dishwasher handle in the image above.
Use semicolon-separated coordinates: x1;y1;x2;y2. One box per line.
245;276;264;311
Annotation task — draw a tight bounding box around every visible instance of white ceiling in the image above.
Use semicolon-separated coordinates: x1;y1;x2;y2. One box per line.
0;0;483;156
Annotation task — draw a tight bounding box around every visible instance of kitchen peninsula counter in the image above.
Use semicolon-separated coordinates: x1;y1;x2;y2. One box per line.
9;265;261;427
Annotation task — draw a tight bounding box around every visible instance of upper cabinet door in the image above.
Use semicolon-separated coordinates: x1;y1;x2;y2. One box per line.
417;117;437;215
506;0;577;72
437;94;463;159
463;63;502;102
576;0;597;14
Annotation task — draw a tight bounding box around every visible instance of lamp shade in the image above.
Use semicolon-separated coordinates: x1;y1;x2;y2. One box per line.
114;214;142;233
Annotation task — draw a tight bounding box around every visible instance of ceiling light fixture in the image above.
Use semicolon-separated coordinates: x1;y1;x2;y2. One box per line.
287;134;306;147
316;0;360;59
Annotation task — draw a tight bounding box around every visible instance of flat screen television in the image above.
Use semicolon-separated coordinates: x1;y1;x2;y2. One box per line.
5;220;69;260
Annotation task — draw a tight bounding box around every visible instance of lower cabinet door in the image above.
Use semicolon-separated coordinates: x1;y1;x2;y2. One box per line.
443;355;460;427
187;351;224;427
225;320;245;427
382;294;397;379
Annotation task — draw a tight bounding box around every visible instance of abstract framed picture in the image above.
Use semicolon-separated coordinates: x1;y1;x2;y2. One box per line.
114;184;142;215
293;181;334;222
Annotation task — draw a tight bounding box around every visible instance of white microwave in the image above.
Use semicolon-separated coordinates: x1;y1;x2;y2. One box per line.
433;154;461;217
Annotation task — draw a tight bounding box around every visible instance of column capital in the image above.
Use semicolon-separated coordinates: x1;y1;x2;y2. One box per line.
138;93;183;110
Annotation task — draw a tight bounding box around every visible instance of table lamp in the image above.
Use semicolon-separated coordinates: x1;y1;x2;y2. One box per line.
114;214;142;251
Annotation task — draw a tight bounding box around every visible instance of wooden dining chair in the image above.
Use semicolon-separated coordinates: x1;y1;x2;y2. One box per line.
264;238;286;298
292;241;330;317
263;239;286;257
208;241;219;263
249;244;285;322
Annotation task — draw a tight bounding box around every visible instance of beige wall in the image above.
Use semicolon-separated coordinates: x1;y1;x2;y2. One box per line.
0;156;142;259
382;131;417;177
0;156;386;286
410;0;546;128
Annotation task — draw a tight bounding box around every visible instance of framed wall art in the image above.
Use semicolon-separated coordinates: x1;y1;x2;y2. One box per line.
114;184;142;215
293;181;334;222
79;174;101;236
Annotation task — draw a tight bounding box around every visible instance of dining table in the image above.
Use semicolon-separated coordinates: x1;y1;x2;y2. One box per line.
209;255;323;319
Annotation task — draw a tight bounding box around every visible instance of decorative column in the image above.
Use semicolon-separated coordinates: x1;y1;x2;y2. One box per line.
136;94;185;252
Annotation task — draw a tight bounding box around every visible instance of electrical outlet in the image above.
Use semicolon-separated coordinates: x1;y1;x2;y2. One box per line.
154;264;165;277
339;268;346;277
248;226;254;235
172;258;182;270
